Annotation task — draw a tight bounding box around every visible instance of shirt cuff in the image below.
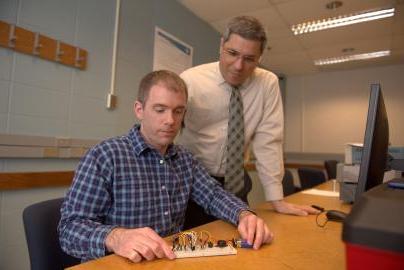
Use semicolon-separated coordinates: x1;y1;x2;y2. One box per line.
89;225;119;259
263;182;284;201
236;209;257;225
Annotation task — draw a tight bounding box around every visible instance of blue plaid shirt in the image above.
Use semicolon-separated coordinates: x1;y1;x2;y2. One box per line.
58;125;249;261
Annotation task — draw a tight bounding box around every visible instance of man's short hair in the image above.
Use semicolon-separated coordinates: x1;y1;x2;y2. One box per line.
223;16;267;53
138;70;188;104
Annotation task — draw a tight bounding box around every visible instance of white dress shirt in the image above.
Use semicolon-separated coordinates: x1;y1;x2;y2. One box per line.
178;62;284;201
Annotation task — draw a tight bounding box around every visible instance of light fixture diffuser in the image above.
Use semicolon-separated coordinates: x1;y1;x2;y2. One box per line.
314;50;390;65
292;8;395;35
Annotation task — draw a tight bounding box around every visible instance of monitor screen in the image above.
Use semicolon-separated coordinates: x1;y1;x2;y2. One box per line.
355;84;389;201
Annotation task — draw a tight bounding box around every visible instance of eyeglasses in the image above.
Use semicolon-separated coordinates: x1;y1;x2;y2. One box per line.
222;48;260;66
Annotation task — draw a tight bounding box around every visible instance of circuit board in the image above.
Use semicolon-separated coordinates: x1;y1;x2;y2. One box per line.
174;245;237;258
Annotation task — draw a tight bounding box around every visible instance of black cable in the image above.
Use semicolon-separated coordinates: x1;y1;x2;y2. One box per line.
314;206;347;227
315;211;329;227
311;204;325;212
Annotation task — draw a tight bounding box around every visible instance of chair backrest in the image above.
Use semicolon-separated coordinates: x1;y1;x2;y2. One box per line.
324;160;338;179
297;167;327;189
23;198;81;270
282;169;296;196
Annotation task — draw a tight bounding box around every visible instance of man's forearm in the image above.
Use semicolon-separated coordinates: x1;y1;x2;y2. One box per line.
59;217;118;261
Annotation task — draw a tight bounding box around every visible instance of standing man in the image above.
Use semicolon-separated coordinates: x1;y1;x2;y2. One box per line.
58;70;272;263
179;16;319;228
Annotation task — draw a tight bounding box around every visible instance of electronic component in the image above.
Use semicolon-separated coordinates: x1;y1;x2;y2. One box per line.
233;238;253;248
216;240;227;247
172;230;238;259
388;178;404;189
174;246;237;258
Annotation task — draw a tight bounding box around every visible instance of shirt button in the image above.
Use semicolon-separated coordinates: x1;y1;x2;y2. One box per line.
161;185;166;190
164;211;169;216
160;159;164;164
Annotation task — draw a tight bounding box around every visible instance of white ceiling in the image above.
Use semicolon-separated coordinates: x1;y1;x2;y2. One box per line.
177;0;404;76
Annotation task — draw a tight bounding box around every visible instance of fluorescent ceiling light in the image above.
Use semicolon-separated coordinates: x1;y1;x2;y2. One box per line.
314;50;390;65
292;8;395;35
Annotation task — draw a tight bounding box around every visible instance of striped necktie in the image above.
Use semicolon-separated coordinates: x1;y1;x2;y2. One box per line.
224;86;245;194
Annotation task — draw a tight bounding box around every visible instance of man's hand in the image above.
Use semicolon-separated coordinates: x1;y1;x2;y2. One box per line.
105;227;175;263
237;211;274;250
271;200;321;216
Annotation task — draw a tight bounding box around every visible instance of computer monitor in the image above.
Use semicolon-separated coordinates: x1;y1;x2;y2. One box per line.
355;84;389;201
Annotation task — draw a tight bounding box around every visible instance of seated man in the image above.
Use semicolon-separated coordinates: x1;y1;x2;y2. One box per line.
58;70;273;263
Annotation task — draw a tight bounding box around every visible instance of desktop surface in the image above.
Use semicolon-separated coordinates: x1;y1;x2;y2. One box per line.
68;181;351;270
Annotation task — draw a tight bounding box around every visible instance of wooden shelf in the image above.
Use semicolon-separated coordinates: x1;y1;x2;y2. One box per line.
0;133;98;158
0;171;74;190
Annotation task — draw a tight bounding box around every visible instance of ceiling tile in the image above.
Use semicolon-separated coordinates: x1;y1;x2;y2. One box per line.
266;36;303;54
393;2;404;34
296;19;393;49
392;34;404;49
275;0;396;25
317;54;403;72
177;0;404;75
262;51;318;75
178;0;270;22
210;7;293;39
309;39;391;59
243;8;293;39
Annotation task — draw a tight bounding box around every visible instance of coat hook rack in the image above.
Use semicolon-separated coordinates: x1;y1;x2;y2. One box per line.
8;24;16;48
32;32;41;55
55;40;63;62
0;19;87;70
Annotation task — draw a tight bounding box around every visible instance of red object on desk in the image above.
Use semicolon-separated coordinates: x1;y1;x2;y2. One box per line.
346;243;404;270
342;183;404;270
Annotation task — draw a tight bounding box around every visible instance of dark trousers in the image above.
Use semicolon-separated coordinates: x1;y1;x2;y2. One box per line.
183;171;252;230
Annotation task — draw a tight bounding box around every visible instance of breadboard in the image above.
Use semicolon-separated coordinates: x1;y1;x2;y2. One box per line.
174;246;237;259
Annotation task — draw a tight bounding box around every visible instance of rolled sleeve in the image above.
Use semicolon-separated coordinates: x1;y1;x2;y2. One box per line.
88;225;117;258
58;148;114;261
252;76;285;201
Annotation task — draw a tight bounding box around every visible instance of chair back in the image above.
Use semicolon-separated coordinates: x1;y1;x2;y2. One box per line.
297;167;327;189
324;160;338;179
233;171;253;202
23;198;80;270
282;169;296;196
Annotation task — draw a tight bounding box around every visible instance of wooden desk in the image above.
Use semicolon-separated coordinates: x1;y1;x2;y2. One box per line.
68;181;351;270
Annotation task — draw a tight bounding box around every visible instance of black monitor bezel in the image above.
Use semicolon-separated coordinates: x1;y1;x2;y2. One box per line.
355;84;389;201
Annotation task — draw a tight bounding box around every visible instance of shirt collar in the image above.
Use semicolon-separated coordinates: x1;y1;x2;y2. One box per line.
214;61;254;91
128;124;177;158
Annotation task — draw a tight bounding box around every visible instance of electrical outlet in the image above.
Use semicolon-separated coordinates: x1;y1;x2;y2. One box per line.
107;93;117;109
